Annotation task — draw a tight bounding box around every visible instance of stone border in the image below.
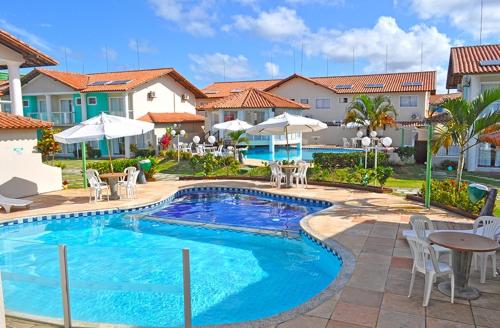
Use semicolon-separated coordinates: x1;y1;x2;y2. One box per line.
1;185;355;328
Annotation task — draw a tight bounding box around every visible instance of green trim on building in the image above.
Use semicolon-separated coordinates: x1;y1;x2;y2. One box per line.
22;96;38;117
72;94;83;123
85;92;109;118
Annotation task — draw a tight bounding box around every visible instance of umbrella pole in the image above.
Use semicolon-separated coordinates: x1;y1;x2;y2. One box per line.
106;139;114;173
285;126;290;162
81;142;87;188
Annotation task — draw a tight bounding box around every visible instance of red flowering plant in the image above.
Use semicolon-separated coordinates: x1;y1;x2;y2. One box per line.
159;133;172;150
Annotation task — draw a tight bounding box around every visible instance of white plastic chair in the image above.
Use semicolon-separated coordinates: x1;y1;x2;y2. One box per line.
86;170;110;203
407;236;454;307
472;216;500;283
342;137;350;148
118;167;137;196
123;171;140;199
292;162;309;188
269;161;286;188
195;145;205;155
0;194;32;213
409;215;452;265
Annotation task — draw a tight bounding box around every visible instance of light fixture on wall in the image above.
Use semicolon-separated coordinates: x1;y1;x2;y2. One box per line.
147;91;156;100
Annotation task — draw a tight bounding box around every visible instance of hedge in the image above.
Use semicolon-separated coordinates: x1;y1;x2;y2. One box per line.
313;151;389;171
87;157;159;180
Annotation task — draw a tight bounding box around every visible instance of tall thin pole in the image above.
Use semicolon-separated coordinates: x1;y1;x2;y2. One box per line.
479;0;484;44
64;48;68;72
82;142;87;188
424;123;434;209
136;39;140;69
223;58;226;82
300;41;304;74
58;245;71;328
293;49;296;73
105;45;109;72
182;249;192;328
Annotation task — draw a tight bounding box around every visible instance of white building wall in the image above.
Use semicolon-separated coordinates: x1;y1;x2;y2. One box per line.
131;76;197;119
0;129;62;198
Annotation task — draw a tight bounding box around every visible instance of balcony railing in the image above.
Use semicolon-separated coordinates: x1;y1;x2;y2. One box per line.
109;109;126;117
52;112;75;125
28;112;49;121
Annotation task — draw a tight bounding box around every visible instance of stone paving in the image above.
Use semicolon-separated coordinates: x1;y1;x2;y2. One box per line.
1;180;499;328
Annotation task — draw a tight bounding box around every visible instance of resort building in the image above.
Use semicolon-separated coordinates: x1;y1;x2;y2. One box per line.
198;88;309;149
199;71;436;147
1;67;206;157
446;44;500;172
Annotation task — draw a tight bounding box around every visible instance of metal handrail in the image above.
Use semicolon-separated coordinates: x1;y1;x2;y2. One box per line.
52;112;75;125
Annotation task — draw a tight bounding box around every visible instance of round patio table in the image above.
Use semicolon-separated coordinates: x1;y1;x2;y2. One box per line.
280;164;299;188
99;172;126;201
428;231;499;300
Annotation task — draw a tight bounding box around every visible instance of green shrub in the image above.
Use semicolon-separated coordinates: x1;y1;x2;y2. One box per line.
87;157;159;180
395;146;415;162
52;161;67;169
375;166;394;187
160;149;192;161
134;148;155;158
247;165;271;177
420;179;485;214
313;151;389;171
190;153;239;176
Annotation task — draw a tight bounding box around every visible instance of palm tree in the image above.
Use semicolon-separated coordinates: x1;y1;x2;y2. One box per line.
344;94;397;133
432;88;500;186
227;130;249;146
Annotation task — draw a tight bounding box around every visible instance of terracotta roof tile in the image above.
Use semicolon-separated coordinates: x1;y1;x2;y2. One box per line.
203;71;436;97
447;44;500;88
20;68;206;98
0;111;52;129
138;112;205;124
202;79;279;98
197;88;309;111
0;29;57;69
429;92;462;105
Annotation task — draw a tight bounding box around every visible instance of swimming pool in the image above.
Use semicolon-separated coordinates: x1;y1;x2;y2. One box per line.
245;146;363;161
0;188;341;327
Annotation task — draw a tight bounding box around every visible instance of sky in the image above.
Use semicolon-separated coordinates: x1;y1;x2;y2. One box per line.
1;0;499;92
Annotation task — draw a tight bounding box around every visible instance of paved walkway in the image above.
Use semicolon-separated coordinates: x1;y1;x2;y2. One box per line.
1;180;499;328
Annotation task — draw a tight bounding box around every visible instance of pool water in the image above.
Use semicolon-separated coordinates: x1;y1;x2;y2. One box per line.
245;146;363;161
0;190;341;327
151;190;328;232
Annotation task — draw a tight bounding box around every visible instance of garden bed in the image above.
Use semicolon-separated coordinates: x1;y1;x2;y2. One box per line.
178;176;393;194
405;194;477;219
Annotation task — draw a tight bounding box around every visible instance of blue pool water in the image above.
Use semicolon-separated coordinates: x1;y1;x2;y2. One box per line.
0;189;340;327
245;146;363;161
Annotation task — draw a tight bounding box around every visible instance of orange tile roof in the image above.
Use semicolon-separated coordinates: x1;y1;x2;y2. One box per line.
311;71;436;94
202;79;279;98
197;88;309;111
138;112;205;124
0;80;8;96
429;92;462;105
203;71;436;97
447;44;500;89
21;68;206;98
0;29;58;69
0;111;52;129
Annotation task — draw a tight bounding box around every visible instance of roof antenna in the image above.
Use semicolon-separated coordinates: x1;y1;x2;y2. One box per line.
300;41;304;74
223;57;226;82
105;45;109;72
82;62;85;74
64;48;68;72
136;39;141;70
479;0;484;44
352;48;355;74
293;49;296;74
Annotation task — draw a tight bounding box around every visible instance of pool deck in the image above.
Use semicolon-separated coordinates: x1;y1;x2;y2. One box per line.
1;180;499;328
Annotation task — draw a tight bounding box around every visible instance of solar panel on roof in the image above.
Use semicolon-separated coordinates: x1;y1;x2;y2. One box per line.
204;90;218;94
230;89;243;93
402;81;423;87
88;81;109;86
365;83;385;88
107;80;131;85
335;84;353;89
480;60;500;66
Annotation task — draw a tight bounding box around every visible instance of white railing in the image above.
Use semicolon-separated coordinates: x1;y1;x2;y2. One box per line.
52;112;75;125
28;112;49;121
109;109;126;117
435;145;460;157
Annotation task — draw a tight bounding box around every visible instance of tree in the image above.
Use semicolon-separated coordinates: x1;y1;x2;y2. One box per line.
432;88;500;186
37;127;61;163
227;130;249;146
344;94;397;133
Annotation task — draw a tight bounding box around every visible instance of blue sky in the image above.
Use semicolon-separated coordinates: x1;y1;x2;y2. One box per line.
1;0;499;91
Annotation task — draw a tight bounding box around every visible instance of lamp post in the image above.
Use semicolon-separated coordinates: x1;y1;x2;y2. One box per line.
171;128;186;162
424;123;434;209
375;137;393;169
361;136;371;168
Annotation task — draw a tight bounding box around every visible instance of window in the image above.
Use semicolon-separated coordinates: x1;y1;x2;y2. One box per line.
60;99;73;112
75;97;82;105
478;143;500;167
109;97;125;115
339;97;348;103
300;98;309;104
224;111;237;121
38;100;47;112
315;98;331;110
2;103;11;113
211;111;220;125
244;111;266;125
400;95;418;107
87;97;97;105
23;99;29;108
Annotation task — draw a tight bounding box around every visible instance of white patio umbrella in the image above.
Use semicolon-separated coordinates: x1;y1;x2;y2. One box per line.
246;112;327;160
213;119;253;131
55;113;154;185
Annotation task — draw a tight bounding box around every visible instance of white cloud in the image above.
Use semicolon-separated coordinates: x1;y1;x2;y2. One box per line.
230;7;308;41
128;39;157;53
189;52;254;80
148;0;216;37
265;62;279;77
101;46;118;61
409;0;500;39
0;19;52;51
285;0;344;5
